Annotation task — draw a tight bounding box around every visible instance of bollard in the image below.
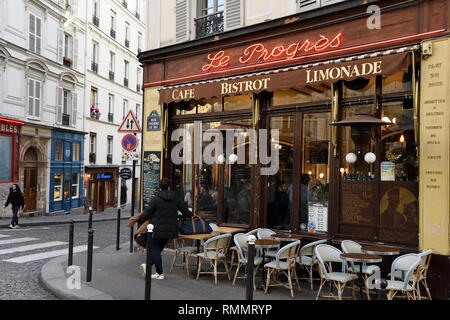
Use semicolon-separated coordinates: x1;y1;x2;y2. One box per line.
86;228;94;283
246;235;256;301
145;224;154;300
376;279;388;300
88;206;93;230
116;208;121;251
68;220;74;267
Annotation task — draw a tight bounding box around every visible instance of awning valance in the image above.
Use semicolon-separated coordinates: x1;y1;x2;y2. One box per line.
159;46;417;105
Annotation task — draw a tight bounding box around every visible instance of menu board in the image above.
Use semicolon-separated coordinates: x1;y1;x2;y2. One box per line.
307;202;328;233
340;181;374;224
142;151;161;210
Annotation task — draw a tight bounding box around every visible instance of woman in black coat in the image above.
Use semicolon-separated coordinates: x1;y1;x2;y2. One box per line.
5;184;25;229
139;178;193;279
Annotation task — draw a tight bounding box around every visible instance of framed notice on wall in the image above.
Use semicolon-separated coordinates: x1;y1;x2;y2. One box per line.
381;161;395;181
307;202;328;233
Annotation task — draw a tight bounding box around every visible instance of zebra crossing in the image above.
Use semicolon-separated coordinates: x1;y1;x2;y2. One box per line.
0;232;98;264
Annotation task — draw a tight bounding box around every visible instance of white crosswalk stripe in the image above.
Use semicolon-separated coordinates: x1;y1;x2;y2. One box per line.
3;245;99;264
0;237;38;245
0;241;67;256
0;235;10;238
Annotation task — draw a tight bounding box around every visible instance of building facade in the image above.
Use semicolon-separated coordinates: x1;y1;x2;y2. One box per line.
0;0;86;216
140;0;450;299
83;0;146;213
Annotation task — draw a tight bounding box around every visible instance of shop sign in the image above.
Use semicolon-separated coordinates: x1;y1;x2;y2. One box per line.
96;173;113;180
119;168;132;180
0;123;20;134
147;110;161;131
202;32;343;72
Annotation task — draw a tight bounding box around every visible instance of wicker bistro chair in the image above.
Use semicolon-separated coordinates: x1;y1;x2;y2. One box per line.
264;240;301;298
230;228;260;269
170;238;198;276
293;239;327;290
232;233;263;289
196;233;233;285
257;228;279;260
386;253;421;300
315;244;358;300
341;240;381;300
416;250;433;300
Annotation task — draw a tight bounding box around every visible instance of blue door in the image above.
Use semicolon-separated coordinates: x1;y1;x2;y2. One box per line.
63;172;72;212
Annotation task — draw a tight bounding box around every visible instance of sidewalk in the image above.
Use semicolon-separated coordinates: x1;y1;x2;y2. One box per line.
40;243;319;300
0;208;131;229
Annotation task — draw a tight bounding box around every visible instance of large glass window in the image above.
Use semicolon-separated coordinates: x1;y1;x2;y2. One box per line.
173;123;194;208
300;112;331;234
72;173;79;198
55;140;63;161
64;172;71;200
267;116;294;230
224;94;252;112
273;86;331;107
342;77;375;98
0;135;12;182
54;173;62;201
197;98;222;113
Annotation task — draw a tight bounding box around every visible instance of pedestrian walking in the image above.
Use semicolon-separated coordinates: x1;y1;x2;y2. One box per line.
4;184;25;229
138;178;193;280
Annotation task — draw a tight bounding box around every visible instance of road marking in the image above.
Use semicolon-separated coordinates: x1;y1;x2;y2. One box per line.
0;241;67;255
3;245;99;263
0;235;10;238
0;237;39;245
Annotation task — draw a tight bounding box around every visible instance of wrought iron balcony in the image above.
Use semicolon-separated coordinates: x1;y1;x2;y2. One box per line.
122;1;127;9
91;62;98;73
135;12;140;20
124;78;129;87
109;71;115;80
63;57;72;68
108;113;114;123
92;16;99;27
194;11;224;39
107;154;113;164
137;48;141;55
110;29;116;38
62;113;70;126
125;39;130;48
136;84;141;92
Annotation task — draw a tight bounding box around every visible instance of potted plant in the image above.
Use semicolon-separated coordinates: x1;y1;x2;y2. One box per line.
90;107;100;119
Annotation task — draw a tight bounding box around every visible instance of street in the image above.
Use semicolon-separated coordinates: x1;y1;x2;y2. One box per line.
0;220;130;300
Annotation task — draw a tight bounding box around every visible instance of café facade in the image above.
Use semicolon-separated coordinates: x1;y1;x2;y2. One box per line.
139;0;450;298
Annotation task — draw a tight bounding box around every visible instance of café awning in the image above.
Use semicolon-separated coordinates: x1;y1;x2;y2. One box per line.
159;45;418;105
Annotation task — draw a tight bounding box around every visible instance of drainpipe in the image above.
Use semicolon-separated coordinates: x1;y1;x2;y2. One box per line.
82;0;89;210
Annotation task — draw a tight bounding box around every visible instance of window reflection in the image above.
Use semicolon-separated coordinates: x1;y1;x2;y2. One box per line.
342;77;375;98
173;123;194;208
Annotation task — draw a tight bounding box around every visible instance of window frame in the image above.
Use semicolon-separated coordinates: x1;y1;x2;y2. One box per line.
54;172;63;201
71;172;79;199
29;13;42;54
28;78;42;119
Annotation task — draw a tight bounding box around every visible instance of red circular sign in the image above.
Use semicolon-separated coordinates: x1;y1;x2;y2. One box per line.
122;134;138;151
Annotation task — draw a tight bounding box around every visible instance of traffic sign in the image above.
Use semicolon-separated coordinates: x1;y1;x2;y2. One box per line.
122;149;140;161
119;168;132;180
118;110;141;133
122;134;138;152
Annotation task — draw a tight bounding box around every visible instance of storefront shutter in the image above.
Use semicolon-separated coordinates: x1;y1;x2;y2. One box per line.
56;87;63;124
297;0;320;13
175;0;189;43
224;0;242;31
72;91;77;127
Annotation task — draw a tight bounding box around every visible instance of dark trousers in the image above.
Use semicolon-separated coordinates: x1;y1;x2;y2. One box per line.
10;206;20;226
151;238;168;275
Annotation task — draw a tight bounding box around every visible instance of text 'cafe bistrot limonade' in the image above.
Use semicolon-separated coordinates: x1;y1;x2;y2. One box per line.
139;0;450;299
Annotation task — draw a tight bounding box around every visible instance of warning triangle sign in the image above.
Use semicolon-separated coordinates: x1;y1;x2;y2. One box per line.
118;110;141;133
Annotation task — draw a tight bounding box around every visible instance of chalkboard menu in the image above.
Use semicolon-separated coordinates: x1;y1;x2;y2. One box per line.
340;181;374;224
143;151;161;209
147;110;161;131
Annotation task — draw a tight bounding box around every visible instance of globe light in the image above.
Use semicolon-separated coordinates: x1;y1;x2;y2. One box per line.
364;152;376;164
217;154;225;164
345;152;357;164
319;173;324;179
229;153;238;164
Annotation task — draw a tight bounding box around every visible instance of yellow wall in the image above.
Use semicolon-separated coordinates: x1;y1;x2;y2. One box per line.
419;36;450;255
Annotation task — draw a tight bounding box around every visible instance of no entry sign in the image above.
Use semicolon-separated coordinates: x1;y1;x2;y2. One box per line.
122;134;138;152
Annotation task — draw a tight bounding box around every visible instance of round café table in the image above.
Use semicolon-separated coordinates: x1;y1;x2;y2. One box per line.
361;245;400;280
271;233;302;242
254;239;280;290
341;253;382;300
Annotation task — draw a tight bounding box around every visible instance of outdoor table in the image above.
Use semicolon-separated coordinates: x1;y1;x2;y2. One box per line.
271;233;302;247
340;253;382;300
213;226;247;234
179;233;218;278
361;245;400;280
254;239;280;290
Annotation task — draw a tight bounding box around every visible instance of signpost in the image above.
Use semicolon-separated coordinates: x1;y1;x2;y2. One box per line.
118;110;141;253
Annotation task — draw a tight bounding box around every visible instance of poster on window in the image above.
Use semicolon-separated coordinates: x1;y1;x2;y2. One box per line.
308;202;328;233
142;151;161;210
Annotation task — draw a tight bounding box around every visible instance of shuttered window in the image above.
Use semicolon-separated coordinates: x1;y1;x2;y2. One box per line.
297;0;320;13
224;0;242;31
175;0;189;43
29;14;42;54
28;79;41;118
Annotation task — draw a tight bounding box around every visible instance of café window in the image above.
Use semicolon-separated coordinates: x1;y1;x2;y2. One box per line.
55;140;63;161
72;173;79;198
64;172;71;200
54;173;62;201
223;94;252;112
380;100;418;182
273;85;332;107
174;101;196;115
197;98;222;113
0;135;13;182
72;143;80;161
342;77;375;99
173;123;194;208
382;63;414;94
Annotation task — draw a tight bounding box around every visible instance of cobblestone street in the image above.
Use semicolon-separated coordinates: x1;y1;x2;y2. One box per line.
0;220;130;300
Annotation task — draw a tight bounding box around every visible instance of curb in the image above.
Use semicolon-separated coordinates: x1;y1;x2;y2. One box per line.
0;217;130;229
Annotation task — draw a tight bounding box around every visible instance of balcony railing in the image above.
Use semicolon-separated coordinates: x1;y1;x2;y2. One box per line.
137;48;142;55
108;113;114;123
135;12;140;20
110;29;116;38
92;16;99;27
194;11;224;39
122;1;127;9
63;57;72;68
124;78;128;87
136;84;141;92
107;154;113;164
125;39;130;48
91;62;98;73
109;71;115;80
89;152;96;164
62;113;70;126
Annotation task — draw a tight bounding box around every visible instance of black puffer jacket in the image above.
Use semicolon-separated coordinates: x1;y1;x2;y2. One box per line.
140;190;193;239
5;189;25;209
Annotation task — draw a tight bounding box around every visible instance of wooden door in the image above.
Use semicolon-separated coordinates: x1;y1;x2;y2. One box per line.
98;181;105;212
23;167;37;212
